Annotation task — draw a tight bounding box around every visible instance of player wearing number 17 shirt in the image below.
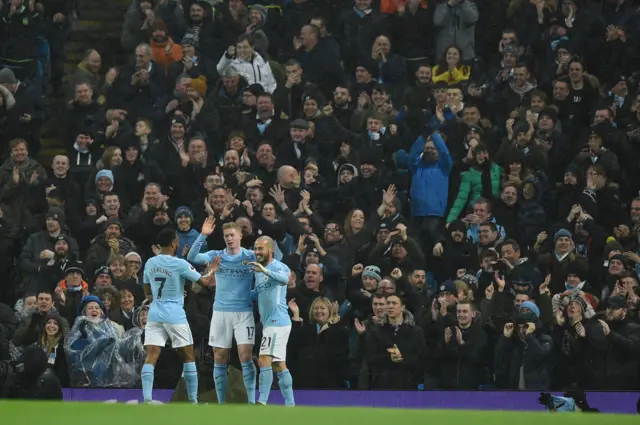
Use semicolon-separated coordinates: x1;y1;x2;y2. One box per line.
251;236;295;406
141;228;214;404
186;217;257;404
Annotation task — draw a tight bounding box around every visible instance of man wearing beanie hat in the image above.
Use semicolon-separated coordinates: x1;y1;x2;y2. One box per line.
362;265;382;284
56;261;90;324
94;266;113;288
20;206;80;291
149;19;182;71
347;264;381;317
190;76;208;99
175;206;200;259
95;169;115;194
495;302;553;390
535;106;572;183
85;217;136;278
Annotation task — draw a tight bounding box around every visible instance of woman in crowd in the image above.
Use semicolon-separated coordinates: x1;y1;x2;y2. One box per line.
288;297;350;389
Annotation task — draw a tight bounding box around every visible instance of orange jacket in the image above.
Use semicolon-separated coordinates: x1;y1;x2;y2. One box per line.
381;0;428;15
150;38;183;71
57;279;90;297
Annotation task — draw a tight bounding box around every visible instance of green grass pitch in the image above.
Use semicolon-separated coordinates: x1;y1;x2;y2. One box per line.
0;402;638;425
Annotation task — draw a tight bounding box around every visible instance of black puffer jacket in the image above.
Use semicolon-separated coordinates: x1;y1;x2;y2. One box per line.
601;318;640;390
365;311;427;390
288;315;350;389
436;321;488;389
494;327;554;390
0;303;17;361
516;178;546;248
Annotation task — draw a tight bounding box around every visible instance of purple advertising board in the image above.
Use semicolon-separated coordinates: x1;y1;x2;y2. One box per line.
62;388;639;414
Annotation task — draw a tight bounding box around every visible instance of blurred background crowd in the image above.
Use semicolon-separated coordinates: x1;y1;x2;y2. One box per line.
0;0;639;395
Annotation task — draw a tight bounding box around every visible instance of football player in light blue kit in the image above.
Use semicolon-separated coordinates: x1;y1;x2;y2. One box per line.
187;217;257;404
142;228;214;404
250;236;295;406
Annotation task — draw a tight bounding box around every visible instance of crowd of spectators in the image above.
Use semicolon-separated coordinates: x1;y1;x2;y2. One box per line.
0;0;640;394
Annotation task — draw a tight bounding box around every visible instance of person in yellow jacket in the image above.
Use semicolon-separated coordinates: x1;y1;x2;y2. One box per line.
432;45;471;85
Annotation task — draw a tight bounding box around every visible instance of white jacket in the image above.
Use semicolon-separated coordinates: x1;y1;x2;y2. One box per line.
217;52;277;94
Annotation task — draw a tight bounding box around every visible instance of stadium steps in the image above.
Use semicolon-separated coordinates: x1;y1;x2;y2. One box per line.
38;0;130;167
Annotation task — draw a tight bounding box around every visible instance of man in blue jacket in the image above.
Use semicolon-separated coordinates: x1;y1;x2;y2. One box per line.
408;131;452;264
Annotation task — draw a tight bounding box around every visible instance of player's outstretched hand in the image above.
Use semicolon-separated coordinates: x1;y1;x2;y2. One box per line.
211;256;221;273
202;216;216;236
248;261;267;274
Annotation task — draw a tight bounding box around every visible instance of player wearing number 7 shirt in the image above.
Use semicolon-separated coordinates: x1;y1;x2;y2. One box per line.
142;228;214;404
187;217;257;404
251;236;295;406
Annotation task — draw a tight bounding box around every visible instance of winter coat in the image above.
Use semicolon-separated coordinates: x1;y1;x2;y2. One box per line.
216;52;277;94
601;319;640;390
84;235;137;278
446;162;502;222
437;323;487;390
0;158;48;238
0;302;17;361
494;330;554;390
436;321;488;389
408;133;453;218
288;315;350;389
433;0;479;61
365;311;427;389
552;318;609;390
516;178;547;247
19;231;80;288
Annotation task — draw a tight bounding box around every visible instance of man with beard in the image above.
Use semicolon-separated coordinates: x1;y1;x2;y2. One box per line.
220;149;256;194
149;20;182;72
432;220;478;283
493;185;518;239
409;131;452;263
598;295;640;389
85;219;137;278
402;64;434;135
330;85;354;129
37;235;75;291
251;236;295;406
19;208;79;292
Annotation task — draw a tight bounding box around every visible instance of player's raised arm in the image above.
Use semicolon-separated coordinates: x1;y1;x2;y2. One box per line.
187;216;217;264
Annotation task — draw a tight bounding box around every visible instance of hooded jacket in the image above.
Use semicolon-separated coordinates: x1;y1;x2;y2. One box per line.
494;316;554;390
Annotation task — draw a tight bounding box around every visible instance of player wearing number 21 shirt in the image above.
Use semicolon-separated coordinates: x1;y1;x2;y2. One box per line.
251;236;295;406
187;217;257;404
